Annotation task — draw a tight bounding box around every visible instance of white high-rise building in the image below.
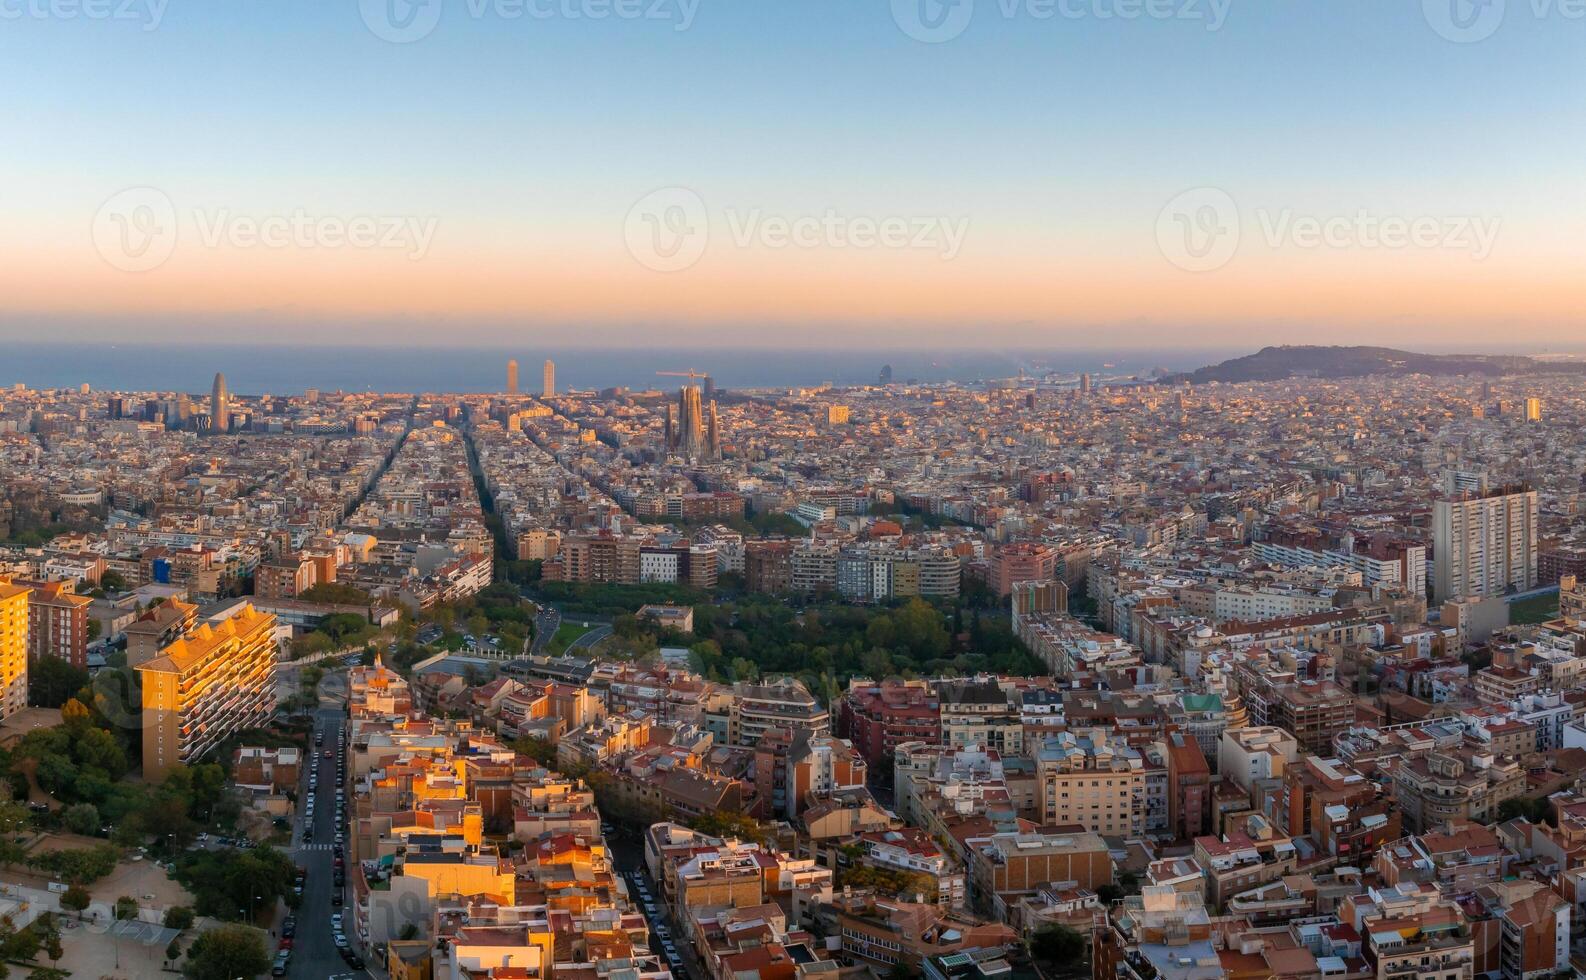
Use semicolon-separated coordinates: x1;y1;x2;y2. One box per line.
1433;487;1537;602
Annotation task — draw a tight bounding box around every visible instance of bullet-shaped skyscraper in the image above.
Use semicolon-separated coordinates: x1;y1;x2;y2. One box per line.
507;359;519;394
211;372;229;433
543;359;555;398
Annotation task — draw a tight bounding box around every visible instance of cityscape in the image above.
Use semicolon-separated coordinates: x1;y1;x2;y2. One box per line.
1;347;1585;980
3;0;1585;979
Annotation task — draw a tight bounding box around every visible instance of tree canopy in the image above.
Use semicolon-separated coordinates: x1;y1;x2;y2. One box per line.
182;924;271;980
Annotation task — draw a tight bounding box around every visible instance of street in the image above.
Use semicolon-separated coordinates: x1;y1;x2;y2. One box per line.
530;603;560;655
606;827;698;980
281;705;356;978
568;623;612;651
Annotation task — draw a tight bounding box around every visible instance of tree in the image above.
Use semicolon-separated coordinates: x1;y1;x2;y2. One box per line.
0;802;29;835
164;905;195;931
29;844;119;885
1030;923;1086;964
34;913;62;966
27;658;90;710
58;887;89;915
510;736;557;768
182;923;270;980
114;895;140;921
1498;797;1552;825
687;809;772;845
57;699;90;727
165;938;183;965
62;803;100;837
170;846;297;922
0;915;39;962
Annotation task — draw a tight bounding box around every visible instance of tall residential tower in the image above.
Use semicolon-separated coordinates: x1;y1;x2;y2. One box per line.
1432;486;1538;602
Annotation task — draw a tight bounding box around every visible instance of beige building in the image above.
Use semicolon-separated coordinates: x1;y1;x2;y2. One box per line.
1394;747;1524;833
1218;726;1298;794
1433;487;1538;602
1034;730;1145;836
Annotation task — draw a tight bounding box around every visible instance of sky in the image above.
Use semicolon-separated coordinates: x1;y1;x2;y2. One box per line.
1;0;1583;352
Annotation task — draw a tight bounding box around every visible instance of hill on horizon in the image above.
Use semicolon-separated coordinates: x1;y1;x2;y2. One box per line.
1168;345;1578;384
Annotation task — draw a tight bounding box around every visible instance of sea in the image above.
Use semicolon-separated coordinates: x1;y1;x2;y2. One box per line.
1;343;1245;395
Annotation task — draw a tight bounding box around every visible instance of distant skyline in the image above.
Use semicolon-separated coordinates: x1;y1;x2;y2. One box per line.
2;2;1583;346
8;340;1586;397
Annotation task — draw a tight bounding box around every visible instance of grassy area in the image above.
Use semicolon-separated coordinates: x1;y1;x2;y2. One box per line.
548;622;598;654
1510;592;1560;625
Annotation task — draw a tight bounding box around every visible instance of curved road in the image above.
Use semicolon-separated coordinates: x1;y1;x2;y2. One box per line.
567;624;612;651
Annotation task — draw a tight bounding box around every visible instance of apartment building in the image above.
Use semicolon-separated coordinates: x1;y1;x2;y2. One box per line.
939;678;1024;757
123;597;200;667
136;603;279;780
964;829;1111;919
1352;887;1476;980
1034;730;1146;837
1394;747;1524;833
1193;820;1298;910
1218;726;1298;794
1240;673;1355;754
988;542;1057;597
0;581;28;719
718;678;830;747
1433;487;1538;602
831;892;1016;972
838;679;941;766
19;579;91;669
854;828;968;909
1281;755;1400;860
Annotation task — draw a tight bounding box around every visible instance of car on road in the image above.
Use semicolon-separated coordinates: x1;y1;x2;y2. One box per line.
341;949;365;968
271;950;290;976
